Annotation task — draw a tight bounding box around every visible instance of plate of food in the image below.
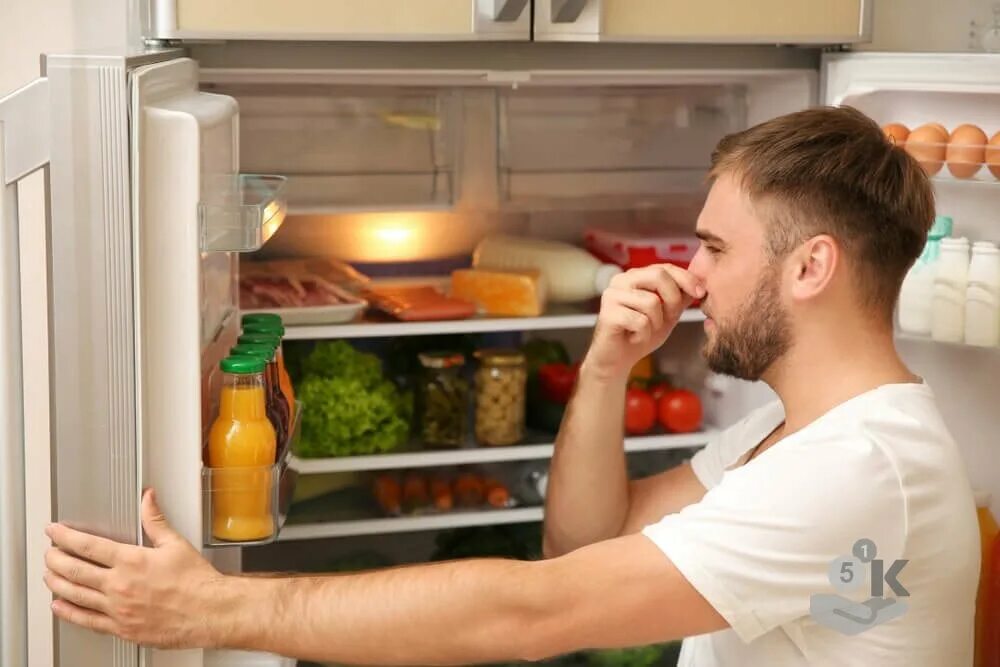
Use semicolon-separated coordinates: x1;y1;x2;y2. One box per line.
240;258;369;325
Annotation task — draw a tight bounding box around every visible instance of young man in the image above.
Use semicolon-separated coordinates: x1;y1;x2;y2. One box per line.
44;107;979;666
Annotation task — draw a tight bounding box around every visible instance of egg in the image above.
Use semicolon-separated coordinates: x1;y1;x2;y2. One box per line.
905;123;948;175
986;131;1000;180
882;123;910;146
946;124;987;179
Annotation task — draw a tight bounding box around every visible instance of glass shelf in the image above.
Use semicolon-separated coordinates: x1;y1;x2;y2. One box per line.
202;401;302;547
199;174;288;253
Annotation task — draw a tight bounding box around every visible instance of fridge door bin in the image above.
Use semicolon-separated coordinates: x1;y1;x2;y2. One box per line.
202;401;302;547
199;174;288;252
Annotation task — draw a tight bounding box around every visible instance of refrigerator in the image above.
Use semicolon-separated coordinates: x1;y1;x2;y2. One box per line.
1;3;998;666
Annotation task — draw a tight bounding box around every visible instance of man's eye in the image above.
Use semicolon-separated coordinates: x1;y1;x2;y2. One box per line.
705;246;722;255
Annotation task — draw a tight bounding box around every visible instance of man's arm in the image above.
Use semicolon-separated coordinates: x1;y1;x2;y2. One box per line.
44;492;727;663
543;265;706;557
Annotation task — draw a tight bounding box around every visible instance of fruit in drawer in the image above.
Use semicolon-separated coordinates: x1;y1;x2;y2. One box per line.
905;123;948;175
946;124;987;179
986;131;1000;180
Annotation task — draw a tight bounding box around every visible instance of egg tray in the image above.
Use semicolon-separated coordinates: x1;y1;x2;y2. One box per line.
902;140;1000;183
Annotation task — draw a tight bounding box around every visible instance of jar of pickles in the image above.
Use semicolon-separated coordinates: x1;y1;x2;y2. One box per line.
417;352;469;448
474;349;527;446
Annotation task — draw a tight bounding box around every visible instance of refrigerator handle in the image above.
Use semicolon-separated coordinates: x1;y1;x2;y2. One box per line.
492;0;530;21
0;76;50;667
551;0;589;23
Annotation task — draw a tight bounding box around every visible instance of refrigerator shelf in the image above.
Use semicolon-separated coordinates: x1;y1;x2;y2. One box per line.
896;332;1000;351
202;401;302;548
199;174;288;253
290;429;714;475
282;306;707;340
278;506;545;541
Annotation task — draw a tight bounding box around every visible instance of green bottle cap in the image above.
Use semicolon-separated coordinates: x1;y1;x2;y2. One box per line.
239;332;280;348
231;343;274;360
930;215;953;239
220;355;265;374
242;313;283;328
243;320;286;337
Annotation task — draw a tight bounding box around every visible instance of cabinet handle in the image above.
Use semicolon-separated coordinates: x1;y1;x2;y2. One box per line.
493;0;529;21
551;0;588;23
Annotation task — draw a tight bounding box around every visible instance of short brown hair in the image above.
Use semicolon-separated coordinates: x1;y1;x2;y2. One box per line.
709;106;935;319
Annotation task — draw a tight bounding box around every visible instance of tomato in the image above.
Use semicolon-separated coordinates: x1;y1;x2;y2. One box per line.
658;389;703;433
624;387;657;435
647;381;672;403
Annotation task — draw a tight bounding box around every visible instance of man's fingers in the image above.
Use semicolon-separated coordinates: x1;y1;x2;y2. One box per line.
44;571;109;614
45;547;108;591
607;288;665;333
654;264;705;300
51;599;117;636
141;488;181;548
45;524;121;567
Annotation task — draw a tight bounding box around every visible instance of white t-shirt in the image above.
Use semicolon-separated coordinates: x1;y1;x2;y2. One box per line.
642;382;979;667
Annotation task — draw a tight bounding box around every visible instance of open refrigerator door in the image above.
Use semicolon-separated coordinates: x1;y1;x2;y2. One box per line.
824;52;1000;506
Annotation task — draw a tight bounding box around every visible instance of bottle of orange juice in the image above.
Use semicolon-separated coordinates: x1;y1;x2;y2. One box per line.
975;491;999;667
241;318;296;420
208;356;277;542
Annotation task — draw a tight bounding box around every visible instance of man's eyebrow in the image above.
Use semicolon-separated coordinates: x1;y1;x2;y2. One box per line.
695;230;726;246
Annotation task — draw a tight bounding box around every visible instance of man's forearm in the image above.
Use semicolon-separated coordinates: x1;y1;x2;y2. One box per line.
543;363;629;557
215;558;548;665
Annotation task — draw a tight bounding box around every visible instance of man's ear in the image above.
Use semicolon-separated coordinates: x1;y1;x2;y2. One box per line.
788;234;839;303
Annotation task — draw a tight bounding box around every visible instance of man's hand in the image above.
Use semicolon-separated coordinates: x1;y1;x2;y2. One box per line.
583;264;705;382
44;489;226;648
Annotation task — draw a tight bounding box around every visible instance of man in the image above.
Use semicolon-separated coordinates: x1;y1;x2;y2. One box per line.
44;106;979;666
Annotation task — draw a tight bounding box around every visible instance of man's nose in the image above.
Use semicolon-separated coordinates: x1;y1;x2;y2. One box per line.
688;246;710;282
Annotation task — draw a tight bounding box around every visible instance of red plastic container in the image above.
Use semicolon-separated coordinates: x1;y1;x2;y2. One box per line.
584;225;699;271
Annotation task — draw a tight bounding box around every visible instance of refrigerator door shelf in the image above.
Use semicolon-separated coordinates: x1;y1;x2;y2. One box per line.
199;174;288;252
202;401;301;548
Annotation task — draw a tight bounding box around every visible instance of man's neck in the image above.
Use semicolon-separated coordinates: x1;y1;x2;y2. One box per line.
762;323;919;434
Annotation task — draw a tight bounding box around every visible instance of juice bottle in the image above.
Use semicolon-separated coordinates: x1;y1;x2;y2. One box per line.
242;318;296;419
208;356;277;542
983;532;1000;667
231;342;288;454
976;492;999;667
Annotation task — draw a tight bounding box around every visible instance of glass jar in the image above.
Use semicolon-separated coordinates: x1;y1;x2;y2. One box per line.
474;349;527;446
417;352;469;448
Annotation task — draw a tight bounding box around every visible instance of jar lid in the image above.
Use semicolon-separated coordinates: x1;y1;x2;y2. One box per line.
220;355;265;375
475;348;526;366
419;351;466;369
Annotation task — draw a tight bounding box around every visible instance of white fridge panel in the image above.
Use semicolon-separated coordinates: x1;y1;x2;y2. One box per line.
132;56;240;568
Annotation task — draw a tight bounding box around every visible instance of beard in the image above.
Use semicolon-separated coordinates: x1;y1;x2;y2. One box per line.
702;266;792;381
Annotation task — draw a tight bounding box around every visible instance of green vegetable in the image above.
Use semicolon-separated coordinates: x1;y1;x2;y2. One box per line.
522;338;570;377
293;341;412;458
586;645;665;667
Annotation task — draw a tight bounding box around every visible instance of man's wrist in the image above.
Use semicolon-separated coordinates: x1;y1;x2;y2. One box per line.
577;358;629;387
203;574;275;650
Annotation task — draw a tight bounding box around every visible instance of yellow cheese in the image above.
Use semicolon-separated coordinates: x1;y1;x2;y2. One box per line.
450;269;547;317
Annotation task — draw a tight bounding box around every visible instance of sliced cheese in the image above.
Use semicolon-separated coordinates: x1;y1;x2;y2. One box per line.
450;269;547;317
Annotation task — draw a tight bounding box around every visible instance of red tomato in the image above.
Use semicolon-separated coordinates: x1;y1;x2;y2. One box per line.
647;381;672;403
538;363;578;404
625;387;657;435
658;389;703;433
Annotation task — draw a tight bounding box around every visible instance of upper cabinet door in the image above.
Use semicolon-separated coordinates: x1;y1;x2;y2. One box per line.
533;0;871;44
150;0;531;41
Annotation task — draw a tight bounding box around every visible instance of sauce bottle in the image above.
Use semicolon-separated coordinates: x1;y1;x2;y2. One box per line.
976;492;999;667
242;317;296;418
208;355;276;542
983;532;1000;667
238;332;293;438
231;342;288;456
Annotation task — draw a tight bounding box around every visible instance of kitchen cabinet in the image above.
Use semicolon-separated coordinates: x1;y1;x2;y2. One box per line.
149;0;531;41
534;0;871;44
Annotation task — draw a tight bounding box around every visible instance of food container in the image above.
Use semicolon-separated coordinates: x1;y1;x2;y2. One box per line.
417;352;470;448
474;349;527;446
584;225;699;271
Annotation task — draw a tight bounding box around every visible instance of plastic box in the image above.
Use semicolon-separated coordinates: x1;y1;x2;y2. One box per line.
584;225;700;271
